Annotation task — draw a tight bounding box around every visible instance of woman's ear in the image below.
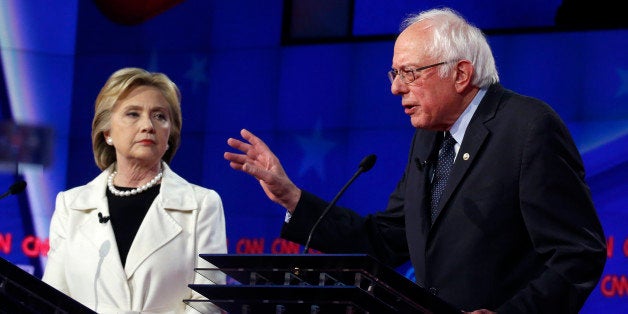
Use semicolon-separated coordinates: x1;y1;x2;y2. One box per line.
103;131;112;145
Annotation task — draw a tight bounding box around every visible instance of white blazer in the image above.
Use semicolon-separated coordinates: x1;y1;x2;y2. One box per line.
43;163;227;313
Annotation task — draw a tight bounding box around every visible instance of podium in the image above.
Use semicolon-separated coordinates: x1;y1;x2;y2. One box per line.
0;257;95;313
186;254;459;313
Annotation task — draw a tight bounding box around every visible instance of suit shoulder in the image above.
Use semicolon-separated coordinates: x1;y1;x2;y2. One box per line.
56;182;95;203
499;88;558;117
191;183;221;199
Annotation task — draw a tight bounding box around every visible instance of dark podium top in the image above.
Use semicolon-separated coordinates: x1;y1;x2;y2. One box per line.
0;257;95;314
187;254;460;314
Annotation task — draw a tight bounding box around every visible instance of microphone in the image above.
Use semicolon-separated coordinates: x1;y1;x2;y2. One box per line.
0;180;27;200
302;154;377;254
98;212;110;224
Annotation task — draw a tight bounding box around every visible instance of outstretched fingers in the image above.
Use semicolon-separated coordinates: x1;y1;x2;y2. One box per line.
224;129;301;211
225;129;274;178
239;129;273;154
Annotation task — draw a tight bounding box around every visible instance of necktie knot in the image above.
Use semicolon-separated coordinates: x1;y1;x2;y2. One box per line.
440;132;456;153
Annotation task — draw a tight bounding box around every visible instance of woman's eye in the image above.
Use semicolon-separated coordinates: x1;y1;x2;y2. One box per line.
154;112;168;121
126;111;139;117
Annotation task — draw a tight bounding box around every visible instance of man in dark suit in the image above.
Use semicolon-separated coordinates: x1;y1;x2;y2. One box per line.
224;7;606;313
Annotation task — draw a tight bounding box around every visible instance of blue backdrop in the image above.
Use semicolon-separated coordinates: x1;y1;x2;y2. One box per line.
1;1;626;312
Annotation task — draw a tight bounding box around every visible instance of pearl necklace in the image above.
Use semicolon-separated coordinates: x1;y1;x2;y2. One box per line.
107;169;163;197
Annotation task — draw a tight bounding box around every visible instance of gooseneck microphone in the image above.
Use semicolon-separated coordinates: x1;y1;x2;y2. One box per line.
0;180;27;200
302;154;377;254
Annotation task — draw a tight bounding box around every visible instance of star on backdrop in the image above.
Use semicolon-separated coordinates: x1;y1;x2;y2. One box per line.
185;57;208;91
296;120;336;180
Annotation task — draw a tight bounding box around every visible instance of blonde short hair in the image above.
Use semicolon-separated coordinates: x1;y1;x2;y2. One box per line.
91;67;182;170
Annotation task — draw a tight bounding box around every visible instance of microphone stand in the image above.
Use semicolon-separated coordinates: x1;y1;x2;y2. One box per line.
302;154;376;254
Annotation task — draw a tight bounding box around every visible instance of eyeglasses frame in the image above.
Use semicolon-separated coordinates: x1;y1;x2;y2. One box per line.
387;61;448;84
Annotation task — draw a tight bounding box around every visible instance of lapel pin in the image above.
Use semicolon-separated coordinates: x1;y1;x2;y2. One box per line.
463;153;470;161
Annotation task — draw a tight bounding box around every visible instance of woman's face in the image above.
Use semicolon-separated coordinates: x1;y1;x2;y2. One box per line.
104;85;171;168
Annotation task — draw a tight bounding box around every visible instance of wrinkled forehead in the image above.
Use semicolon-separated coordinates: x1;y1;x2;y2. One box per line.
112;85;171;112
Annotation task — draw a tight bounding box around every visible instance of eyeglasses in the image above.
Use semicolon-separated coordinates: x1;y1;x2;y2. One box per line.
387;61;447;84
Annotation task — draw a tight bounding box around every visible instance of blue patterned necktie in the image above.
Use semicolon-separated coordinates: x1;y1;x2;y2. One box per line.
430;131;456;222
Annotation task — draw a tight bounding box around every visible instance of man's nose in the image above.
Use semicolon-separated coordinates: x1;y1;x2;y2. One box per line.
390;76;407;95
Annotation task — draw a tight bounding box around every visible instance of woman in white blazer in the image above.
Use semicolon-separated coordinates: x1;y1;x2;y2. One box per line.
43;68;227;313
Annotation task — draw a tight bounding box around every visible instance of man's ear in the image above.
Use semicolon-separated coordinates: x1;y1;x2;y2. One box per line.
454;60;474;92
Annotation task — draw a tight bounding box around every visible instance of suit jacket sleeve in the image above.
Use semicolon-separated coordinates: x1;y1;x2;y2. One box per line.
281;163;412;267
186;187;227;314
42;191;71;293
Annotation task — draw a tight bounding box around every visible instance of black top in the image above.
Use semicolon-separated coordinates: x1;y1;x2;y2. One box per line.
106;184;160;267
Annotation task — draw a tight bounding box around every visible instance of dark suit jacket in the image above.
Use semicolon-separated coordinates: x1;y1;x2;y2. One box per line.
282;83;607;313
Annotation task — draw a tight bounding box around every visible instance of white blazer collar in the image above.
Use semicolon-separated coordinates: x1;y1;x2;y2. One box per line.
68;163;197;212
67;162;200;279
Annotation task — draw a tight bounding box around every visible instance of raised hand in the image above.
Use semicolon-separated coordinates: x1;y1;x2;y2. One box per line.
224;129;301;212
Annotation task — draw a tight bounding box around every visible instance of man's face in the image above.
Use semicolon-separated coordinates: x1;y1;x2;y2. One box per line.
390;22;462;131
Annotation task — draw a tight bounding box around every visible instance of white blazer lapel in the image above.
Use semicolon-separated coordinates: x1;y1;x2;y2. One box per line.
123;163;196;279
76;212;128;283
124;202;182;278
70;168;128;284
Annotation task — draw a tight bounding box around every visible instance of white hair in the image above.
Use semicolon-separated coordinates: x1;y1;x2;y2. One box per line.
401;8;499;87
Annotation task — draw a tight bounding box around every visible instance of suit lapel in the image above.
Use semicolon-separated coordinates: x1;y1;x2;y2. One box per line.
76;211;128;283
436;123;489;216
123;163;195;279
123;202;182;278
414;130;440;169
431;84;502;224
407;130;440;233
71;169;128;284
